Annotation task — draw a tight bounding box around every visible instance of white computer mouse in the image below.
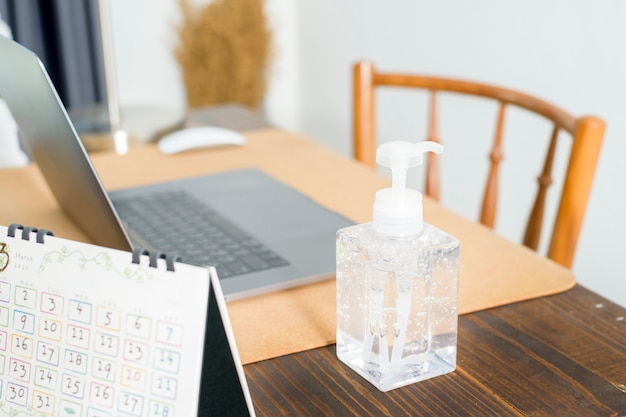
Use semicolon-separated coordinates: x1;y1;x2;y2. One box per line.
157;126;247;155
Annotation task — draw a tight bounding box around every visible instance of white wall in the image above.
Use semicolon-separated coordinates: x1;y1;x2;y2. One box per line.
109;0;626;307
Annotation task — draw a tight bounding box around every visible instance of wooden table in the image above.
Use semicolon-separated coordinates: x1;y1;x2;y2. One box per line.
245;284;626;416
2;128;624;416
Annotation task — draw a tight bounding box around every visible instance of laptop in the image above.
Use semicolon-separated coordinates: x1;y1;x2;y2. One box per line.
0;36;353;300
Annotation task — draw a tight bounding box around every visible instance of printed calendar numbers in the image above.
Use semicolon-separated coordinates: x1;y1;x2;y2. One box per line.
9;357;31;382
68;299;92;324
119;390;145;416
36;340;60;366
4;291;191;415
94;332;120;357
92;356;116;382
121;364;147;390
39;316;63;341
34;365;58;390
66;323;90;349
14;286;37;309
64;349;88;374
13;310;35;334
149;400;175;417
126;313;152;339
40;292;64;316
6;381;29;406
117;392;143;417
61;373;86;399
96;306;120;331
89;381;114;408
11;333;34;358
151;374;178;400
156;321;184;346
32;388;55;414
154;348;181;374
124;339;149;364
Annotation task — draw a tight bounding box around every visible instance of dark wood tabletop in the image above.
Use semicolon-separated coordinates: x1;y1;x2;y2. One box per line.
244;285;626;416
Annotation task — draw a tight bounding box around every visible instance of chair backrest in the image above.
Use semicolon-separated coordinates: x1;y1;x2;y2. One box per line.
353;60;605;269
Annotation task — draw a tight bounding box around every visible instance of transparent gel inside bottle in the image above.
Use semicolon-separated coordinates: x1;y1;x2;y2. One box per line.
336;223;459;392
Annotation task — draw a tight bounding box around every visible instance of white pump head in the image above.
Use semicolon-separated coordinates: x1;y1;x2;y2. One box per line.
372;141;444;236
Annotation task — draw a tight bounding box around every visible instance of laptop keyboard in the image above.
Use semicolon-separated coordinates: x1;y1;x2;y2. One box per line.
113;190;289;278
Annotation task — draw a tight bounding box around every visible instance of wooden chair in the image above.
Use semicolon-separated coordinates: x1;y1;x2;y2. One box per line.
353;60;605;269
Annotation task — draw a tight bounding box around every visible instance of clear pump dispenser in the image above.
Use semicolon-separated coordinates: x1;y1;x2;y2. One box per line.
336;141;460;392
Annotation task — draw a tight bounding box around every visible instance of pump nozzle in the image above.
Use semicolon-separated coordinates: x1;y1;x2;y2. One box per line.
373;141;444;236
377;141;444;194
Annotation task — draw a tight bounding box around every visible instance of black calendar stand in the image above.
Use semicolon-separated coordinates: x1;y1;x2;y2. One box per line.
199;282;254;416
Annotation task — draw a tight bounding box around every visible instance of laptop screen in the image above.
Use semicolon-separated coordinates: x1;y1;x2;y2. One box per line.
0;36;133;251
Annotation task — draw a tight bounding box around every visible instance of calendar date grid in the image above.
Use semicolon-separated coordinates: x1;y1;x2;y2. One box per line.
0;280;182;416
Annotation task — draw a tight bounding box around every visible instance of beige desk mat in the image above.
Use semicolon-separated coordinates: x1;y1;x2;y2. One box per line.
227;204;574;365
0;128;574;365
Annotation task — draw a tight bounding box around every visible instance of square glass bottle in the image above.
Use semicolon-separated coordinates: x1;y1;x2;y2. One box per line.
336;141;460;392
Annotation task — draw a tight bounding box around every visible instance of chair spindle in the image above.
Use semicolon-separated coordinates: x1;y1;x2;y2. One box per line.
425;90;441;201
480;102;507;228
523;125;559;250
353;61;376;168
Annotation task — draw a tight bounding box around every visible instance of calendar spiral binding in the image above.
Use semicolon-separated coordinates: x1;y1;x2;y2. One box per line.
7;223;54;243
131;247;182;272
8;223;181;272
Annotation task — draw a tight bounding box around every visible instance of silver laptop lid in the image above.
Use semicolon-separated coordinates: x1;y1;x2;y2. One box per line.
0;36;132;251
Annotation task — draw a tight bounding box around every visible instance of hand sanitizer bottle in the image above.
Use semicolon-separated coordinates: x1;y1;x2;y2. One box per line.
336;141;460;392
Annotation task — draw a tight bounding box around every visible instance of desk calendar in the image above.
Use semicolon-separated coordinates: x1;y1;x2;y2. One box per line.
0;224;255;417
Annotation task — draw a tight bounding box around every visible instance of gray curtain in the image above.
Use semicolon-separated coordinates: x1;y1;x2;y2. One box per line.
0;0;105;111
